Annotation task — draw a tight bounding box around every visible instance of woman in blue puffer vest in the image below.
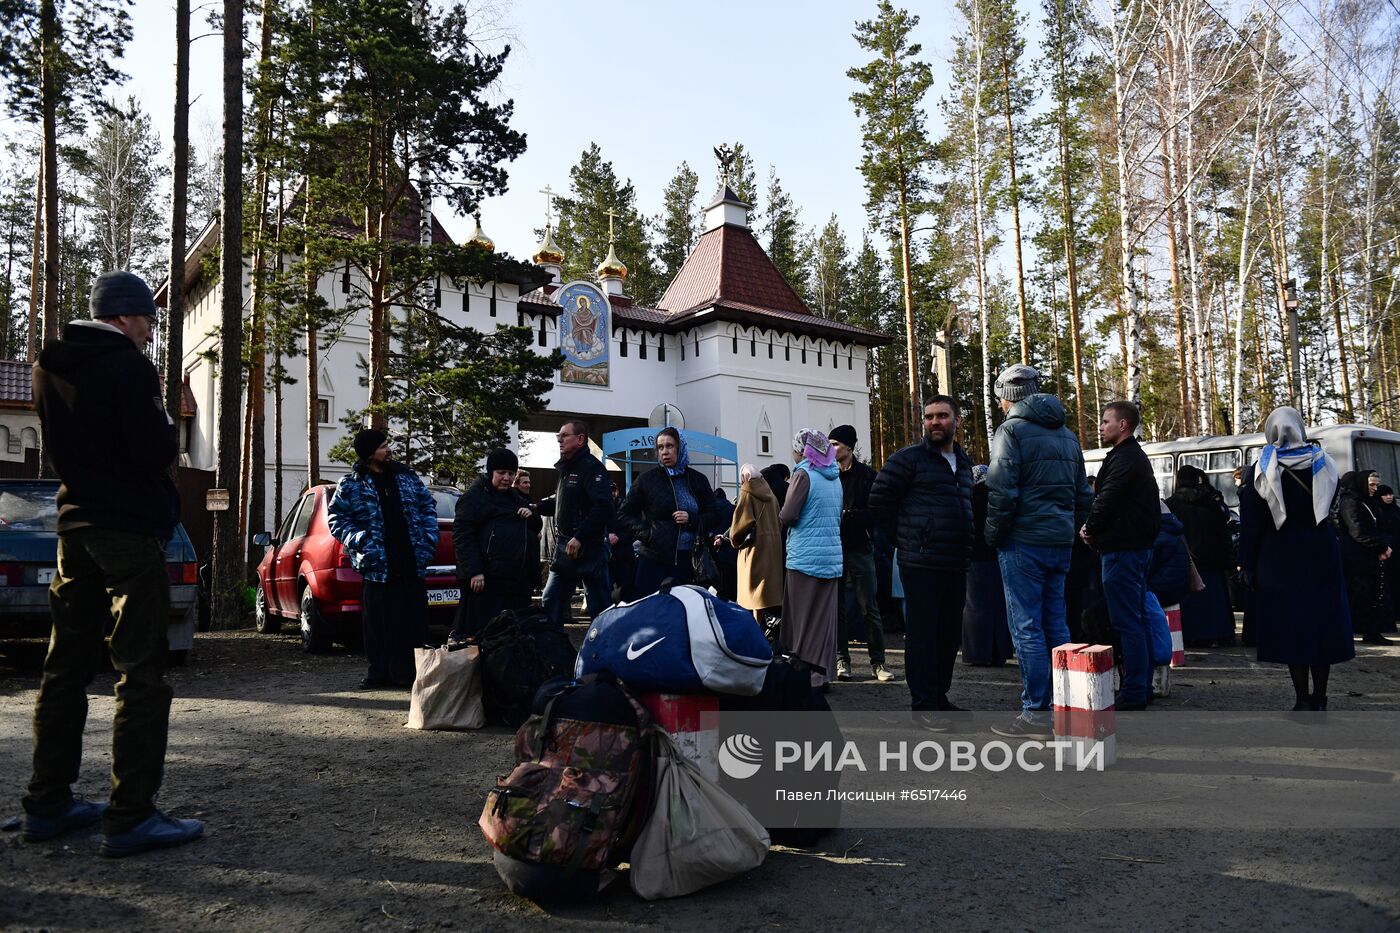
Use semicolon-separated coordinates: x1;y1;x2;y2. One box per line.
780;428;844;688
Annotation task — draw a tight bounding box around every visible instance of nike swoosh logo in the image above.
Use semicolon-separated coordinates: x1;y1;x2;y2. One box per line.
626;636;666;661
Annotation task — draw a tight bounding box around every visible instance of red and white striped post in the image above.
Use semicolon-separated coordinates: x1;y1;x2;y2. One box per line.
1052;643;1117;767
1164;604;1186;667
639;692;720;781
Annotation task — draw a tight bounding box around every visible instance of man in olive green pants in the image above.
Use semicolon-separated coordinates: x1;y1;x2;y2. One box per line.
21;271;203;856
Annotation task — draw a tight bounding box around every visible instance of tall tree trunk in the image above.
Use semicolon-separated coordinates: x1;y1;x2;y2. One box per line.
1160;122;1190;429
1330;271;1353;420
969;10;993;447
304;180;320;487
1052;19;1087;443
39;0;59;346
27;161;42;361
164;0;190;424
1229;55;1267;436
241;0;276;553
1000;53;1029;365
210;0;245;629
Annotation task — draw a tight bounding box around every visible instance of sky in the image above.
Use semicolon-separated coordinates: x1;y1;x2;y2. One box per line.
54;0;983;265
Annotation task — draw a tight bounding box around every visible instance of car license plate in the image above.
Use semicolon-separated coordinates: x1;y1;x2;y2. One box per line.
37;568;56;585
428;588;460;606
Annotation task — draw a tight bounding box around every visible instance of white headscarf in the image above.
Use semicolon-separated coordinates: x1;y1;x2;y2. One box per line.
1253;406;1337;529
739;462;756;484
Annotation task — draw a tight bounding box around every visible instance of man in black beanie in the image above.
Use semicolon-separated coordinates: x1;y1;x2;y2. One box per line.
452;448;539;637
829;424;892;683
23;270;204;857
327;428;439;687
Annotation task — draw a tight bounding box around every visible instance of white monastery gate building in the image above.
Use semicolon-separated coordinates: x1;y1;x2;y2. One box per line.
169;183;889;530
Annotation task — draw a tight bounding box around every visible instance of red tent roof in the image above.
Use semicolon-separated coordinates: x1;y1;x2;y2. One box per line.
657;223;811;317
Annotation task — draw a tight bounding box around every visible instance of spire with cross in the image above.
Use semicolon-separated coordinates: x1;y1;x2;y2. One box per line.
540;184;557;232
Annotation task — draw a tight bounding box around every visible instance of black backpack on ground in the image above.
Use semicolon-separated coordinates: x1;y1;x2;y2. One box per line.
719;653;842;848
478;609;578;728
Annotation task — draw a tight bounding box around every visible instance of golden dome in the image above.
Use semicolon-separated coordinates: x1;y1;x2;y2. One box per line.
466;211;494;251
532;225;564;266
596;242;628;280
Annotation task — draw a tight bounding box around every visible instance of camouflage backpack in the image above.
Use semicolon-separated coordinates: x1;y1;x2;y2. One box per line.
479;674;656;901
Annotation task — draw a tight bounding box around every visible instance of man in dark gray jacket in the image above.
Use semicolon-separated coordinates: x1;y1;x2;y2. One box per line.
984;365;1094;738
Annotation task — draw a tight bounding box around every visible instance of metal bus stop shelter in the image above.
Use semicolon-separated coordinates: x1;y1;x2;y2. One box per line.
601;427;740;497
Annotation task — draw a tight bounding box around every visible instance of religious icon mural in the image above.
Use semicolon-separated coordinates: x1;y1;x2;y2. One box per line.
556;280;611;386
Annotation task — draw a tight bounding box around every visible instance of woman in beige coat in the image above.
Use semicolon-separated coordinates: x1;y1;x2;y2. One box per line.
728;463;784;620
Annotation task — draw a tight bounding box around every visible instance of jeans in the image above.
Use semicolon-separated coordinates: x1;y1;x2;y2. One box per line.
24;528;172;834
997;543;1072;715
898;565;966;711
1101;549;1155;705
838;548;886;665
542;547;612;627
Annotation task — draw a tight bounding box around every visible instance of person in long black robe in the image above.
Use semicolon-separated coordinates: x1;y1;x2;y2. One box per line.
961;465;1013;666
1167;465;1237;646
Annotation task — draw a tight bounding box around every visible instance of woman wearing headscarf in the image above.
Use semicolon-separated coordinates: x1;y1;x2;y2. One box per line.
451;448;540;638
1167;464;1237;647
961;464;1013;665
1239;407;1353;710
618;426;719;597
727;463;784;624
1375;485;1400;633
780;429;843;688
1337;468;1393;645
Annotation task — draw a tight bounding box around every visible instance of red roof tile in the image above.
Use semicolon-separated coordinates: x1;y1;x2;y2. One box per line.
657;224;811;317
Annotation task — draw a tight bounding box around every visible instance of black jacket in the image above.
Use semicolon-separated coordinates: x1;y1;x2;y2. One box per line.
1085;437;1160;552
1166;471;1234;572
618;466;719;566
537;448;612;562
971;482;996;562
33;322;180;540
838;460;877;553
868;438;974;573
1337;472;1387;567
453;477;541;595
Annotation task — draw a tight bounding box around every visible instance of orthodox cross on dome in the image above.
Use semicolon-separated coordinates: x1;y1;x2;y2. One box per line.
605;207;618;245
713;144;736;187
539;184;557;231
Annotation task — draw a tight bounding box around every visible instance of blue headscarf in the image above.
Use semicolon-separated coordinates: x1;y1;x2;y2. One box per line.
664;431;690;477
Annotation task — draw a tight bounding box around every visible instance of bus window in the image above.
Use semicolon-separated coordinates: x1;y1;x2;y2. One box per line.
1355;439;1400;487
1245;446;1262;465
1179;453;1207;471
1150;455;1175;499
1208;450;1241;472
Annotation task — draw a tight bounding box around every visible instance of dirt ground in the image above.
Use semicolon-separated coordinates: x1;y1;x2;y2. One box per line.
1;623;1398;933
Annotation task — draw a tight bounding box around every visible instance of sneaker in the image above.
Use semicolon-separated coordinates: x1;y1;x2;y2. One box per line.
101;810;204;858
872;663;894;683
22;797;107;843
913;711;954;733
835;659;852;681
990;715;1053;740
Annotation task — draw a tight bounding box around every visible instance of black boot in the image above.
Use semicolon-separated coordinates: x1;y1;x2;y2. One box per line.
1291;696;1310;711
1309;694;1328;711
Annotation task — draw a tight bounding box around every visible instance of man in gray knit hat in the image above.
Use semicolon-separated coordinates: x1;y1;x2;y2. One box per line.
984;364;1094;739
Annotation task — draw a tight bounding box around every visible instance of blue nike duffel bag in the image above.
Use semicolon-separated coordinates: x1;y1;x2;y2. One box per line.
574;584;773;695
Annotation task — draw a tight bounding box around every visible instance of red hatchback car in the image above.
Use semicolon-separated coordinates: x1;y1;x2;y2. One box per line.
253;483;462;652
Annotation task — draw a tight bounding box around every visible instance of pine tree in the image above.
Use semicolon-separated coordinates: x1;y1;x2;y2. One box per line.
76;97;168;281
554;142;662;305
849;0;935;436
809;214;851;319
656;161;698;284
762;168;806;293
0;0;133;345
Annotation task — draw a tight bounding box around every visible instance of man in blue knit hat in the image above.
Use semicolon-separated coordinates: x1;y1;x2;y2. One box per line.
21;270;204;857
